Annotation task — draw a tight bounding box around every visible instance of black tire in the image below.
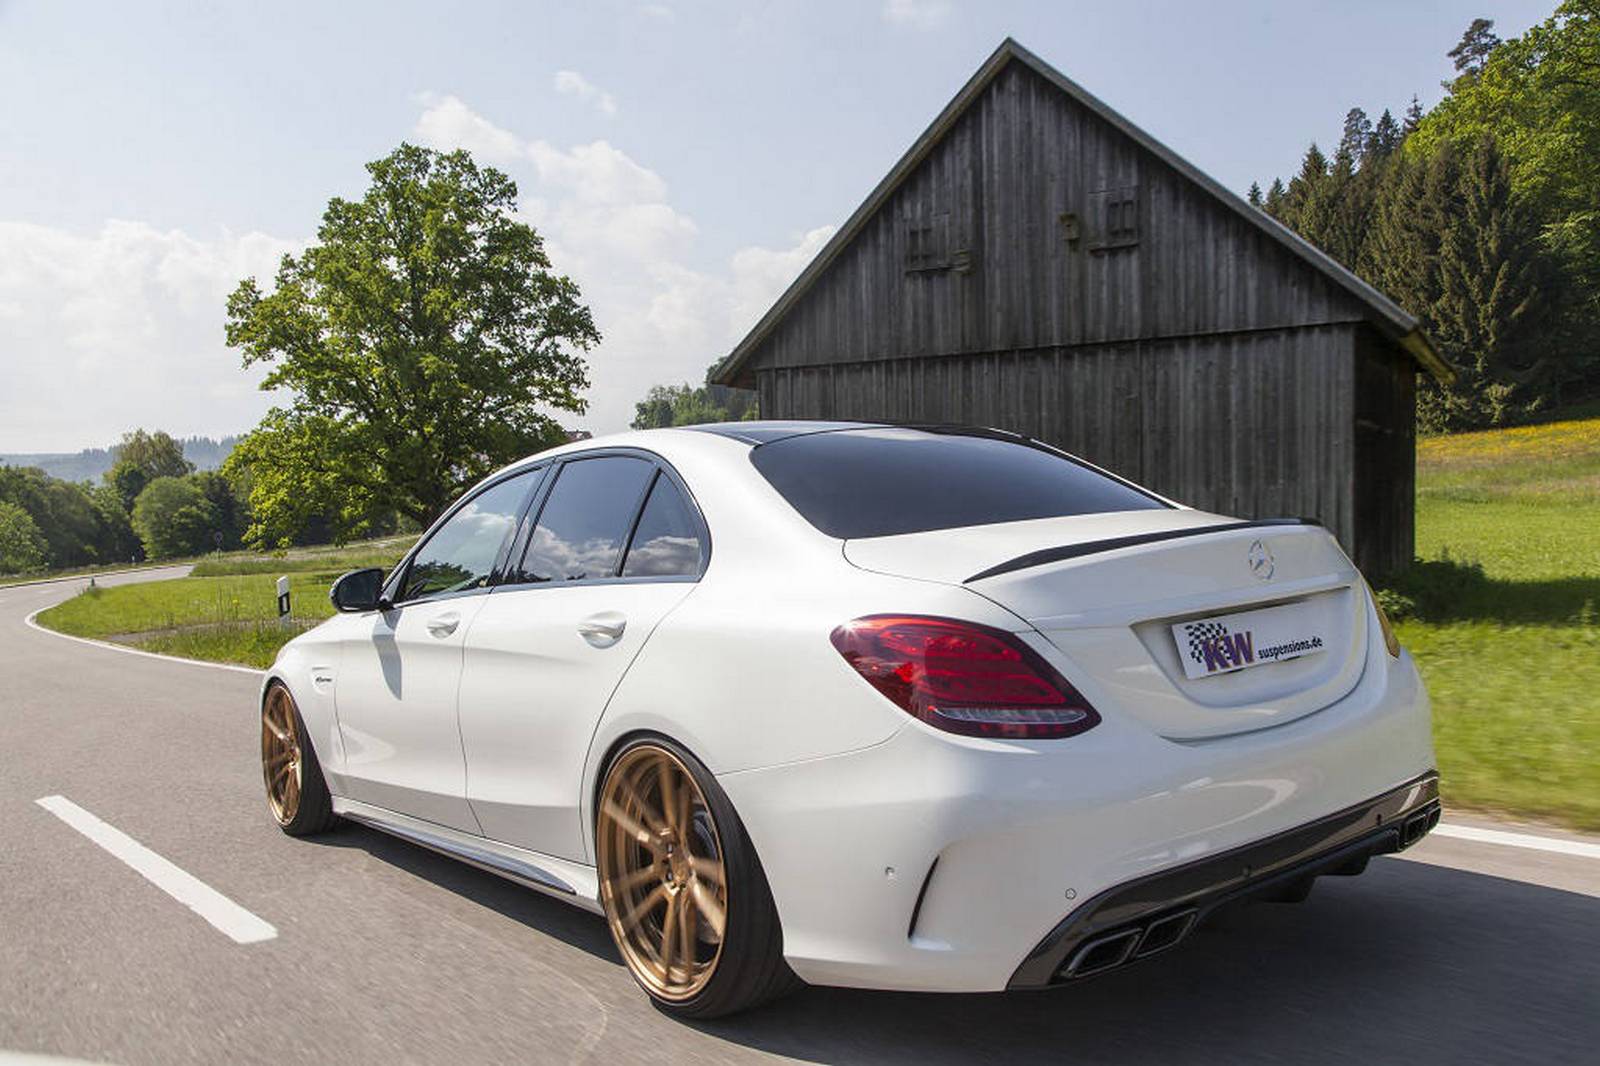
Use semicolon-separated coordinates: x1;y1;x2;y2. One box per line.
262;682;338;837
599;736;801;1019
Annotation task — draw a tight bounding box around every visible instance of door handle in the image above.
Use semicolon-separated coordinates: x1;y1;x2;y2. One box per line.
577;612;627;648
426;612;461;638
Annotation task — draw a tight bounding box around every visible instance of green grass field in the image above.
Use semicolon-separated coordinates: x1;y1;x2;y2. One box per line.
31;419;1600;829
1387;415;1600;830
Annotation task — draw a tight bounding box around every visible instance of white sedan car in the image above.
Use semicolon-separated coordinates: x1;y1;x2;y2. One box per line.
260;422;1439;1017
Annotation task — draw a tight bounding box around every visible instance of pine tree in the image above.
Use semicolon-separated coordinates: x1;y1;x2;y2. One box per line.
1372;109;1402;158
1402;95;1425;137
1361;146;1457;359
1431;135;1551;426
1340;108;1373;166
1247;181;1263;207
1447;17;1501;75
1264;178;1286;215
1280;144;1332;242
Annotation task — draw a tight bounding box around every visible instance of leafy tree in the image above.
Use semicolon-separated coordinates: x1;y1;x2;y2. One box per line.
0;466;115;568
131;477;219;560
191;470;249;551
225;143;599;546
631;363;759;429
0;501;48;574
106;429;193;513
91;482;142;563
1410;2;1600;399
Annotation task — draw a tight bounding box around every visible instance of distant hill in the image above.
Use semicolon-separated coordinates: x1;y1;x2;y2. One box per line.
0;435;240;483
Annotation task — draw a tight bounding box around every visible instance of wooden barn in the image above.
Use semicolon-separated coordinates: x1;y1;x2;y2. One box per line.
712;39;1453;576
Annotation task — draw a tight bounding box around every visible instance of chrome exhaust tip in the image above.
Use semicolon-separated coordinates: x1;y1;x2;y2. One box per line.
1063;928;1142;978
1134;909;1197;958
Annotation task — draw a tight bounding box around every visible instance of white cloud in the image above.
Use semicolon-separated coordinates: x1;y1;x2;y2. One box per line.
0;221;301;451
0;92;832;452
882;0;952;30
638;4;674;20
412;94;831;434
554;70;618;117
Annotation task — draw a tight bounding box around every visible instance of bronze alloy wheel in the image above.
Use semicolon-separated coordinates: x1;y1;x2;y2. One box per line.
261;685;303;825
597;744;729;1002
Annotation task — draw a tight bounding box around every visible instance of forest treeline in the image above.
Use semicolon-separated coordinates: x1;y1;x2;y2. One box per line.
1250;2;1600;430
0;430;265;573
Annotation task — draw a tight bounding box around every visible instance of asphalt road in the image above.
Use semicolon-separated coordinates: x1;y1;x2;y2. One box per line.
2;569;1597;1066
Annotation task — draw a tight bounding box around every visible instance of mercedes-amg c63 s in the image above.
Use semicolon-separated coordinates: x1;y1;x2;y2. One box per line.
259;422;1439;1017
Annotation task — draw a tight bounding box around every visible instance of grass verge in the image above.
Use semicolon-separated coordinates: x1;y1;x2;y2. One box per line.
34;538;406;669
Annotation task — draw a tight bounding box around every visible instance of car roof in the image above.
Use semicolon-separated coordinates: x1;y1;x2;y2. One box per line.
681;420;886;445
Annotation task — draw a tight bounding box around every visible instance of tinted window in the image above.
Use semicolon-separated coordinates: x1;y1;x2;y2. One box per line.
622;475;705;578
516;456;655;582
750;428;1167;539
401;470;540;600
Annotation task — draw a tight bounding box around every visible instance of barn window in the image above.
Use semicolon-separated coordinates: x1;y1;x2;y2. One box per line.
904;211;953;273
1088;186;1139;251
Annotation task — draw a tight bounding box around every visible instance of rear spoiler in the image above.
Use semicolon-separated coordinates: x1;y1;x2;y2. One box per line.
963;518;1320;584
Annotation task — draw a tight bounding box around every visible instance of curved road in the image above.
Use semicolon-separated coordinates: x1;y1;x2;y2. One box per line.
1;570;1596;1065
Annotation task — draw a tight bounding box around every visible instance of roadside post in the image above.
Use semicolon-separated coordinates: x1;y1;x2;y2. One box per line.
276;576;291;628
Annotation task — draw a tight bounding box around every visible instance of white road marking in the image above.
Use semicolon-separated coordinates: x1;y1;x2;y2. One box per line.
34;795;278;944
22;609;264;676
1434;822;1600;861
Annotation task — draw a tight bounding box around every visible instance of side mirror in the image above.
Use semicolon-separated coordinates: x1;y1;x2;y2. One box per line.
330;567;388;613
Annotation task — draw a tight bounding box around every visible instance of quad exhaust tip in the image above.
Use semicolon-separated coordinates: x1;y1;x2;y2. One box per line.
1401;805;1441;848
1056;801;1440;982
1062;908;1199;979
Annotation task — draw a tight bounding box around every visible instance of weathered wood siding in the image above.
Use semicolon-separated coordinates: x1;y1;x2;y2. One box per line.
1352;326;1417;576
733;61;1374;378
756;324;1360;554
732;55;1420;574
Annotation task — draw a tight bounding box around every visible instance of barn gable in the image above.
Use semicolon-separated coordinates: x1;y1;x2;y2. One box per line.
712;38;1446;575
714;39;1451;389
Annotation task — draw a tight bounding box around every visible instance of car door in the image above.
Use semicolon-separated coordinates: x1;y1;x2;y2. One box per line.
457;452;708;861
334;468;544;832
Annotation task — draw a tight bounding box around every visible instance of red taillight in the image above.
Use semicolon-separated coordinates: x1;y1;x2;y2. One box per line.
829;615;1100;739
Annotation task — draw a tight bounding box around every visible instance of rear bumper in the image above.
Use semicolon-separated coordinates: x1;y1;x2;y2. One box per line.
1007;771;1441;988
718;643;1435;993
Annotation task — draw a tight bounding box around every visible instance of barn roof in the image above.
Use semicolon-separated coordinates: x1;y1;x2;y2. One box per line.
713;38;1454;387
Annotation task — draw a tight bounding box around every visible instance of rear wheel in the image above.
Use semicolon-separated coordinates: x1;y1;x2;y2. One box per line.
595;738;798;1018
261;683;337;836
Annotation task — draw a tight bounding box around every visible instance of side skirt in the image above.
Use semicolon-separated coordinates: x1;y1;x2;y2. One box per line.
332;796;604;914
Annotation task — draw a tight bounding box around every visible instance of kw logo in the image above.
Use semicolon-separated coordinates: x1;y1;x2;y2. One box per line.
1200;631;1254;672
1184;621;1255;673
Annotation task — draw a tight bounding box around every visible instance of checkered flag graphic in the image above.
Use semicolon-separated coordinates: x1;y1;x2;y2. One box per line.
1182;621;1231;665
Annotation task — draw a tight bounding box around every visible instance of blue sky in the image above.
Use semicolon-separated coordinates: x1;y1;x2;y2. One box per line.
0;0;1555;451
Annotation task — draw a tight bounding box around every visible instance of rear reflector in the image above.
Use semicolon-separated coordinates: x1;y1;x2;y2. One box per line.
829;615;1100;739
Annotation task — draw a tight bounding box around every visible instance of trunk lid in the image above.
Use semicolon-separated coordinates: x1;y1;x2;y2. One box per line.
844;511;1367;740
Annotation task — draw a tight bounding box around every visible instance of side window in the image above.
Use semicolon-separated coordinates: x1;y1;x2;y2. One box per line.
399;470;540;602
622;475;705;578
515;456;655;583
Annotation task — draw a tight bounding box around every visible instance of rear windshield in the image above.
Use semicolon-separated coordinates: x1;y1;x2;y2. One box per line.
750;428;1168;539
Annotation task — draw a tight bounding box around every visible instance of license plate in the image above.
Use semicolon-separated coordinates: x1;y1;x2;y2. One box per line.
1171;602;1327;679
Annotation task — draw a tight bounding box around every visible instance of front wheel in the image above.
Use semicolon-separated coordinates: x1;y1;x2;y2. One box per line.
595;738;799;1018
261;683;337;836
